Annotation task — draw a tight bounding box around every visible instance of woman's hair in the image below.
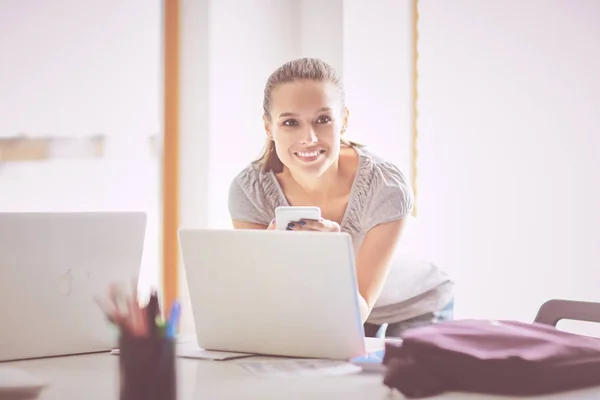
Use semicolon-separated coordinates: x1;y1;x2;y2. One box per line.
254;57;360;173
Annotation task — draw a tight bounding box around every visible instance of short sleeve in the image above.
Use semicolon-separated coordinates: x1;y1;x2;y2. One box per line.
363;161;414;232
227;167;273;225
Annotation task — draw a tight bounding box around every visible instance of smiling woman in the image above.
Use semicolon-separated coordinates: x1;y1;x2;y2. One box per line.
254;58;361;175
228;57;453;338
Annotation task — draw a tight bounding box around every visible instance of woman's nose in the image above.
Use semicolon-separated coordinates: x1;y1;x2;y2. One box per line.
300;127;318;144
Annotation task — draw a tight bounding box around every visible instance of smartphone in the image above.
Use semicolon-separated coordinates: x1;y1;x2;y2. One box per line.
275;206;321;231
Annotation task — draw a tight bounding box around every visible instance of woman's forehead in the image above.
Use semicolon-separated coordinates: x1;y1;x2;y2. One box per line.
270;80;342;114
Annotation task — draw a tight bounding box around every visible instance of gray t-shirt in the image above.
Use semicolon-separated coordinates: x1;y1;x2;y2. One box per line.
228;146;453;324
228;146;414;253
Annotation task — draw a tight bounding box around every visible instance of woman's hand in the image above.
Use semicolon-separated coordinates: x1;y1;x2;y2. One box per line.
286;218;341;232
267;219;276;230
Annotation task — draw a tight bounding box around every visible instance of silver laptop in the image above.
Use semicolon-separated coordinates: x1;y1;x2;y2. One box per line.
0;212;147;361
178;229;366;360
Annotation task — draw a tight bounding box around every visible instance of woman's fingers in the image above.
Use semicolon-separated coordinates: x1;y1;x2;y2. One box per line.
285;219;314;231
296;219;322;230
286;218;340;232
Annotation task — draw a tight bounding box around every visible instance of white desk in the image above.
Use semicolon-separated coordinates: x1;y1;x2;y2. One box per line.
5;351;600;400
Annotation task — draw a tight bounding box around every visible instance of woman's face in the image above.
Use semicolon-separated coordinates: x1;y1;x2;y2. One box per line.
265;80;348;177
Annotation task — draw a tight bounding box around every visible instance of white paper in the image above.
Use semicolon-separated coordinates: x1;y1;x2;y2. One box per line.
177;346;254;361
238;359;362;378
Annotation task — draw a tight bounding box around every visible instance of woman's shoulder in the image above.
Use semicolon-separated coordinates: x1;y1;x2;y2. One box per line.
352;147;414;230
229;161;281;207
231;161;265;188
355;147;411;193
228;161;283;224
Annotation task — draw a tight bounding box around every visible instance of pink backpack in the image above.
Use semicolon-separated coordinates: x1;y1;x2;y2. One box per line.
382;319;600;398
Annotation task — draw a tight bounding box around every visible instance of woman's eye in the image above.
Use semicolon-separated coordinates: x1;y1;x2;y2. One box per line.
283;119;298;127
316;115;332;124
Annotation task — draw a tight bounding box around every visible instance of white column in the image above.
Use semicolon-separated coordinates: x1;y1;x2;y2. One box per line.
178;0;210;334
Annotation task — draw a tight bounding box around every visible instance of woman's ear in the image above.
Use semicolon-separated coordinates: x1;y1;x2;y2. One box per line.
341;107;350;135
263;114;274;140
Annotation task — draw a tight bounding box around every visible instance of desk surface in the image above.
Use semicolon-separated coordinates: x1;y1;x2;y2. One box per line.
5;352;600;400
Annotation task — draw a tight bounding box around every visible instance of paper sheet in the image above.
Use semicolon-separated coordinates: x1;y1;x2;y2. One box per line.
177;345;254;361
238;359;362;378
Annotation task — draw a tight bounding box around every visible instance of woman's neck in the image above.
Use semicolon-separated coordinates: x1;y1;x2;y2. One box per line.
277;147;359;208
286;160;341;196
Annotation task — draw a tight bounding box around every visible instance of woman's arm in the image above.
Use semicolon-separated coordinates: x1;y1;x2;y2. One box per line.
232;220;268;229
355;218;407;323
229;172;276;230
232;219;276;230
357;293;370;323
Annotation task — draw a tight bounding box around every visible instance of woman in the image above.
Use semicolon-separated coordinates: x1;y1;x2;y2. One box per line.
228;57;453;338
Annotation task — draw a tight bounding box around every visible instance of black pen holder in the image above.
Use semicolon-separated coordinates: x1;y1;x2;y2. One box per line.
118;334;177;400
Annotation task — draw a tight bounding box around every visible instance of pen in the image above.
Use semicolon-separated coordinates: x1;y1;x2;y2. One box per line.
146;290;160;338
96;283;176;339
156;317;167;337
166;302;181;338
127;279;144;337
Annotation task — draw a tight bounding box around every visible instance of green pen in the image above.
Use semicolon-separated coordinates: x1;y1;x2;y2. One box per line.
155;316;166;337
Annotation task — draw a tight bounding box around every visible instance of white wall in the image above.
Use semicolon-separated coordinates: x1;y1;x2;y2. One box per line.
343;0;414;176
0;0;161;136
0;0;162;294
298;0;343;74
417;0;600;325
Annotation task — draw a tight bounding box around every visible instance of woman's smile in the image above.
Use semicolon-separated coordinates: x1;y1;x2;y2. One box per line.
294;149;326;162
